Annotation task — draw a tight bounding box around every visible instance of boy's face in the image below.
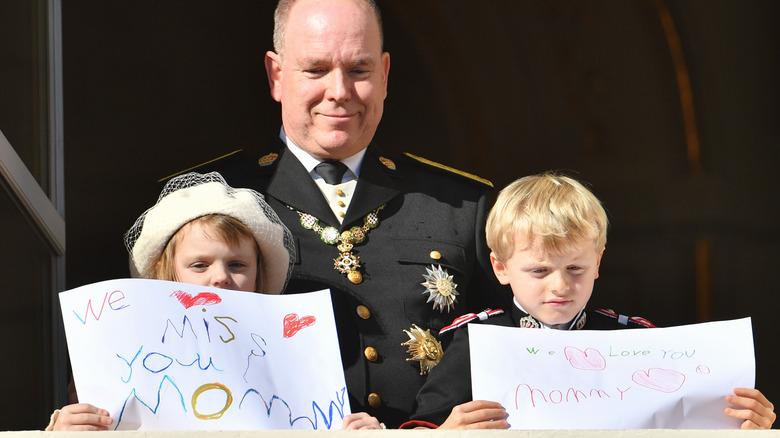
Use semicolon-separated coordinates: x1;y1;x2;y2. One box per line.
173;221;259;292
491;236;604;326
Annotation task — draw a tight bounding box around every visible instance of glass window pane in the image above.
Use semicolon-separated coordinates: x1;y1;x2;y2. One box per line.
0;0;50;193
0;184;54;430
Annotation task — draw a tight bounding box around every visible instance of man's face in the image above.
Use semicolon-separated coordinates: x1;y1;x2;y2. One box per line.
491;237;604;326
266;0;390;160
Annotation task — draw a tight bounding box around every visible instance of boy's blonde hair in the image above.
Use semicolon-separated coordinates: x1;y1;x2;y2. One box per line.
153;214;266;293
486;172;608;262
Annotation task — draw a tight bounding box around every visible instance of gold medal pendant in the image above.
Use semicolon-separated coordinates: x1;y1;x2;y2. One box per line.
347;270;363;284
334;252;362;284
291;205;384;284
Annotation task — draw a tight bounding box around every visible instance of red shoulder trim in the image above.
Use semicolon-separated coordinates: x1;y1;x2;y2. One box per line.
629;316;656;328
439;309;504;335
594;308;655;328
595;308;618;318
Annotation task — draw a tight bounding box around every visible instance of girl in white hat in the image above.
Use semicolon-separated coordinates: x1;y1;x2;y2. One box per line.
49;172;382;430
123;171;294;294
49;172;297;430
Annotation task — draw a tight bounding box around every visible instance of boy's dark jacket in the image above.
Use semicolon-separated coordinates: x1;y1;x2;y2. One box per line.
404;305;654;428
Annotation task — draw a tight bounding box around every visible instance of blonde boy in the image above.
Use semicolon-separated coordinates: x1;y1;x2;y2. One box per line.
403;172;774;430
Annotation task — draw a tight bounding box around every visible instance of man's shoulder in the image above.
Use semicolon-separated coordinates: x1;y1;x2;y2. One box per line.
586;308;656;329
157;140;284;187
399;152;493;189
156;148;250;183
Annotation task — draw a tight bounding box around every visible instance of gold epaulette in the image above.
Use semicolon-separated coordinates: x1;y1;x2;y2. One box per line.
157;149;244;183
403;152;493;188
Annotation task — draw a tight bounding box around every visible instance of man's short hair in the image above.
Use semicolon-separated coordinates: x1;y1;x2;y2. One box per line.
486;172;608;262
273;0;384;56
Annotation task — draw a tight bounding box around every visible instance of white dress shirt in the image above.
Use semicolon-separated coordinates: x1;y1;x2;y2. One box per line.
280;127;366;223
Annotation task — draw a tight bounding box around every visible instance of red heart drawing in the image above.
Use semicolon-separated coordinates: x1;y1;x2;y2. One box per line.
283;313;316;338
171;290;222;309
564;346;607;371
632;368;686;393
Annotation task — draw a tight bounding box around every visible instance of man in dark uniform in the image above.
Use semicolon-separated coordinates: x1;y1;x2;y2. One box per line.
176;0;505;428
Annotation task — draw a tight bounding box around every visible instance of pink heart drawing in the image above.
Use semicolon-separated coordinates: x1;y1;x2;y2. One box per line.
171;290;222;309
283;313;316;338
564;346;606;371
632;368;686;393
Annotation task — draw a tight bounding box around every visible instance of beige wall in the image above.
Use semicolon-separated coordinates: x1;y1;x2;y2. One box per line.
5;430;780;437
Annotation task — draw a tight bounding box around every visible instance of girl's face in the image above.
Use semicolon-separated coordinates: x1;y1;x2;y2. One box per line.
172;221;258;292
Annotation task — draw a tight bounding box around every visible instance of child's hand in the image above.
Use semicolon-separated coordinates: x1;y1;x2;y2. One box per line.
725;387;776;429
52;403;113;431
438;400;509;429
341;412;384;430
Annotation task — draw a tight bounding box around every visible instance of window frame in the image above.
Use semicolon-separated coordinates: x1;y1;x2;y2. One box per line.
0;0;68;415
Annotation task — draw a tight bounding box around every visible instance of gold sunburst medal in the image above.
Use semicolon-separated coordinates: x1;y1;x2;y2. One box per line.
401;324;443;376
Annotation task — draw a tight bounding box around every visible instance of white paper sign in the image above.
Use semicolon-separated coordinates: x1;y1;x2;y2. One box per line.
59;279;349;430
470;318;754;429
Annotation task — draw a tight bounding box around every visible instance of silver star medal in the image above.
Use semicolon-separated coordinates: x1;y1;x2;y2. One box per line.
421;264;459;313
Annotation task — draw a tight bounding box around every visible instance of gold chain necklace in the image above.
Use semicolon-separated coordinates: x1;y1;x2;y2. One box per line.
290;205;384;284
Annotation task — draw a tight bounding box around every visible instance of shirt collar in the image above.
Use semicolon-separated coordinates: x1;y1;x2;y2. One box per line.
512;297;586;330
280;126;366;181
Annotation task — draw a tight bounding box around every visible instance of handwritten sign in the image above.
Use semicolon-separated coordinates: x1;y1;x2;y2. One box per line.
59;279;349;430
469;318;754;429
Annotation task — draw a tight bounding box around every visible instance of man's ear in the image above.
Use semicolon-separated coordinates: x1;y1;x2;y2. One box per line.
594;246;605;279
380;51;390;97
490;252;510;285
265;51;283;102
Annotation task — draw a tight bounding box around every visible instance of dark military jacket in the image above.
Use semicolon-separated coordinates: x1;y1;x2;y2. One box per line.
189;139;506;427
407;305;654;427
